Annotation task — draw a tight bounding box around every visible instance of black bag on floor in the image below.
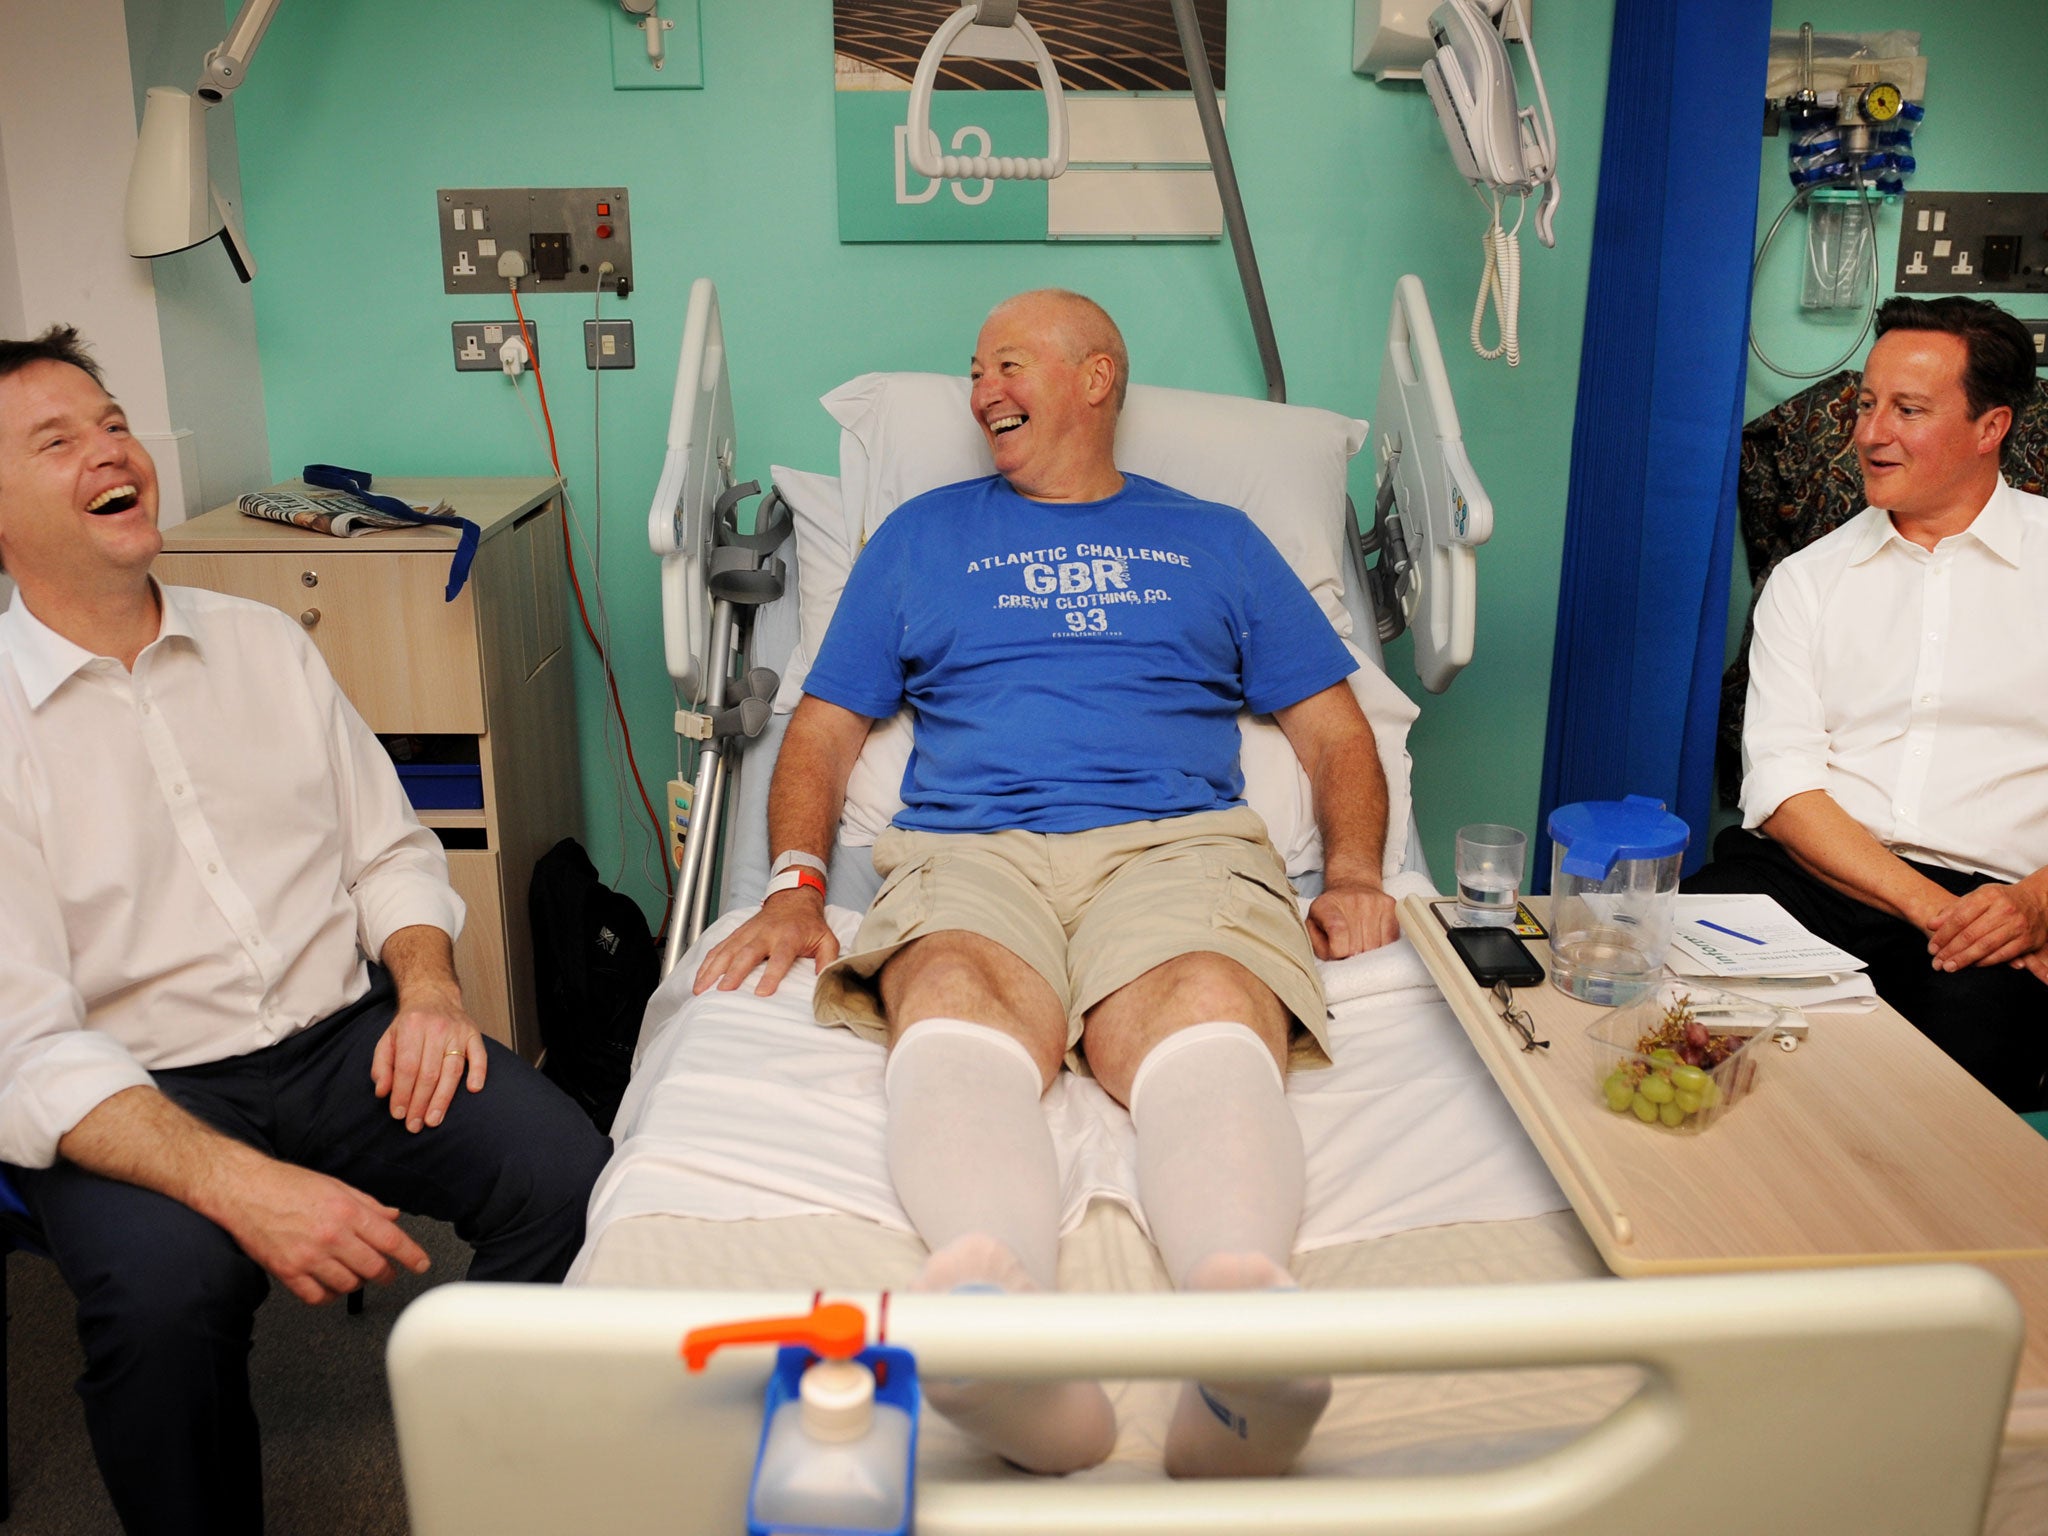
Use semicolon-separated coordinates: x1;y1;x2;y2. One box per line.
528;837;659;1132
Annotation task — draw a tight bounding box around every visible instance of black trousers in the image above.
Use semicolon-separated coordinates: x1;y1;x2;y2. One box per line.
1686;829;2048;1112
6;969;613;1536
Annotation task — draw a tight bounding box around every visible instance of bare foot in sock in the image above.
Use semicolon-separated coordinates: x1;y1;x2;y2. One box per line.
913;1235;1118;1476
1164;1251;1331;1478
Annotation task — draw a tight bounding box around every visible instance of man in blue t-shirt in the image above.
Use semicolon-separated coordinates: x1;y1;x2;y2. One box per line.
696;289;1399;1479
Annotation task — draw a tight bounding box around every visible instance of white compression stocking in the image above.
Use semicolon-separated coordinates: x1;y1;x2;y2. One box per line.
1130;1020;1331;1478
886;1018;1116;1475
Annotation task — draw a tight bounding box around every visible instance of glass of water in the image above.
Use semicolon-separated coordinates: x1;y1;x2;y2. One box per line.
1454;824;1526;927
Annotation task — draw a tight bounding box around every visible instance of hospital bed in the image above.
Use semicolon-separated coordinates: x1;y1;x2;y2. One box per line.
389;278;2039;1533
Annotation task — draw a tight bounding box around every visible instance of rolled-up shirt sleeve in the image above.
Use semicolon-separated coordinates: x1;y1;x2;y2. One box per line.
0;781;153;1168
1739;564;1833;830
298;634;466;960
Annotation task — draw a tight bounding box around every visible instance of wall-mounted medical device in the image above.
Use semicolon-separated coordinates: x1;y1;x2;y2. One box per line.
124;0;283;281
1750;26;1927;378
1363;0;1558;368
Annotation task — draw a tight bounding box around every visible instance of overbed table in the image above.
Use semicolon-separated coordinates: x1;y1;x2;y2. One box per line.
1399;894;2048;1429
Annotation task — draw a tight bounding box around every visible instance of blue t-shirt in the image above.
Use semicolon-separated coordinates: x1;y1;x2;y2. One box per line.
803;473;1356;834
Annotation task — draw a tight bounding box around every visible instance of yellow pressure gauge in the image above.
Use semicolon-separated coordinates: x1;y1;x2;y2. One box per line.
1858;81;1904;123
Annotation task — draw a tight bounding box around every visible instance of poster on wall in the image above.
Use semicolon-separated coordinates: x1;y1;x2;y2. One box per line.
834;0;1227;243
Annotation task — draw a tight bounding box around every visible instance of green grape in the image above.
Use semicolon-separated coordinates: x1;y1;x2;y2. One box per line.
1698;1077;1722;1107
1670;1065;1707;1094
1649;1048;1677;1063
1602;1074;1635;1112
1631;1093;1659;1123
1638;1074;1675;1105
1658;1101;1686;1128
1673;1088;1703;1114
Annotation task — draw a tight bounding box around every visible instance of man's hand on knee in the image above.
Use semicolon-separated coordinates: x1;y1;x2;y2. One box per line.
694;891;840;997
213;1157;431;1306
1926;878;2048;972
373;985;489;1133
1305;879;1399;961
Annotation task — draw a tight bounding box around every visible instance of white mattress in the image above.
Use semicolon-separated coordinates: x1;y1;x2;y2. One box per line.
572;873;1567;1269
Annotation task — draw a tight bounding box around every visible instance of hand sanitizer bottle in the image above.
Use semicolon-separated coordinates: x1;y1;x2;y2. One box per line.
683;1301;917;1536
751;1352;913;1532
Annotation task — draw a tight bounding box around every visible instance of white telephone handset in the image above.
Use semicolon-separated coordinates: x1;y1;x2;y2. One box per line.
1420;0;1559;365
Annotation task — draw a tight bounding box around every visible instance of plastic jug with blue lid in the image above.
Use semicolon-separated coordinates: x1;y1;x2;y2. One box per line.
1546;795;1690;1006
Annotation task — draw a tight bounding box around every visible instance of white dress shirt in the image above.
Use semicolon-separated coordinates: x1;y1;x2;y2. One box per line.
1741;477;2048;884
0;584;464;1168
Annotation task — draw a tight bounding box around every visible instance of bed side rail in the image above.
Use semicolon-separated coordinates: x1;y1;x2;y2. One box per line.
390;1264;2020;1536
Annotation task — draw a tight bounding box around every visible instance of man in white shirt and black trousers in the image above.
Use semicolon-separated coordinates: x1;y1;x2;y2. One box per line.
1690;296;2047;1112
0;327;612;1536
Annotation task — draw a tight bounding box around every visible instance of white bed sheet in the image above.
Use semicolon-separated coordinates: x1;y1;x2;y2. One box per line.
571;871;1567;1282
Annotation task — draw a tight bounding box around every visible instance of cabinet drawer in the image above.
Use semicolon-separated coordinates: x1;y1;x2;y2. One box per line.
445;849;513;1049
155;550;484;733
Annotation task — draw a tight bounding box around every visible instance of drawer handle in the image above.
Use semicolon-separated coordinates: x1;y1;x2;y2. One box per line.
299;608;321;628
301;570;319;588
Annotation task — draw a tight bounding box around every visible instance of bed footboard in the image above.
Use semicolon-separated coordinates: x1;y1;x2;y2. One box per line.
390;1265;2019;1535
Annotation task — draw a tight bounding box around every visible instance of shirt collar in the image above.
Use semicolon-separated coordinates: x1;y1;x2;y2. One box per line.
0;579;193;710
1851;478;2022;568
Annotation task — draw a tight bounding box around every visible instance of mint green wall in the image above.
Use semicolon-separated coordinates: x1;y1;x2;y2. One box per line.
235;1;1614;919
1731;4;2048;657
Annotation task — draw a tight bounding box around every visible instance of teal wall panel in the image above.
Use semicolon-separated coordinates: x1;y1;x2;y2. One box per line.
233;1;1615;921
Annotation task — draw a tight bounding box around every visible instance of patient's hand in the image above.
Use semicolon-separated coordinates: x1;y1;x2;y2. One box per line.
694;890;841;996
1306;879;1400;961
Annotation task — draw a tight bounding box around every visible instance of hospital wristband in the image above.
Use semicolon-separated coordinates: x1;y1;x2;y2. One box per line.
770;850;829;880
765;866;827;900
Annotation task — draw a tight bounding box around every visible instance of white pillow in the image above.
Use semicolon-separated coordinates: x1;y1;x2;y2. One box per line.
823;371;1365;637
766;466;851;711
839;641;1417;883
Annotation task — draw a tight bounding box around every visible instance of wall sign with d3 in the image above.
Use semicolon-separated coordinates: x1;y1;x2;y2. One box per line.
831;2;1225;244
438;189;634;296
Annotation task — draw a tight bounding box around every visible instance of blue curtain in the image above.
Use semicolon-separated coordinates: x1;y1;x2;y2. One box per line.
1534;0;1772;886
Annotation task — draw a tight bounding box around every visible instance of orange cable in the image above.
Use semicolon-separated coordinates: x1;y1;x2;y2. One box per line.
509;285;676;933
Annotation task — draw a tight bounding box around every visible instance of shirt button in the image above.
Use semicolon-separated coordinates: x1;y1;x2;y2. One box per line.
140;702;153;715
173;784;186;796
207;861;219;874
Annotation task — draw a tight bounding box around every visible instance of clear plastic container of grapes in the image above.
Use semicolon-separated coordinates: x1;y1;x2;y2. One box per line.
1588;981;1790;1134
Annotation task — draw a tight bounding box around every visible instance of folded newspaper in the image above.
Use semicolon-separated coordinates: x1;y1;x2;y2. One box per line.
238;486;453;537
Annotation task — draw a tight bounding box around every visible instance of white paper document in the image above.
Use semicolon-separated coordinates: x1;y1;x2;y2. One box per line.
1666;894;1867;979
1707;973;1880;1014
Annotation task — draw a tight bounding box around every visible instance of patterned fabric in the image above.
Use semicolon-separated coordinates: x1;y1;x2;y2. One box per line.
1718;373;2048;802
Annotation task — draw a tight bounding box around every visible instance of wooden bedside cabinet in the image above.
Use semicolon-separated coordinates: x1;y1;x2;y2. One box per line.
157;477;582;1059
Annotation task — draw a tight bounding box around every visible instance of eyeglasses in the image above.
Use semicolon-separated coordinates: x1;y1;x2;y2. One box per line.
1492;981;1549;1052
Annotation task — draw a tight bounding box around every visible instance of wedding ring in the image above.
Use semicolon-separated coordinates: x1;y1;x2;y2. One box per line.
443;1047;465;1057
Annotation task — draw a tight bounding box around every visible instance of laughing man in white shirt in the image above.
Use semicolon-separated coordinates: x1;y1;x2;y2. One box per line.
1690;297;2047;1111
0;327;612;1536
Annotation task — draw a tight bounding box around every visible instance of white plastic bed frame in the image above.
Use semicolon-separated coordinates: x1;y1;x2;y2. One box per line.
388;1265;2021;1535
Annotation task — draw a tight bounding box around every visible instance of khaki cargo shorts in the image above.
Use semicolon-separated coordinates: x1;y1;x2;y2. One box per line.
813;805;1330;1072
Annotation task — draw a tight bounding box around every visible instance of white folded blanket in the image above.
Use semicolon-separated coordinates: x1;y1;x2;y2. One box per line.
572;872;1563;1282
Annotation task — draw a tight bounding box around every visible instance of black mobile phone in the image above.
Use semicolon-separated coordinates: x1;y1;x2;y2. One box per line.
1447;926;1545;988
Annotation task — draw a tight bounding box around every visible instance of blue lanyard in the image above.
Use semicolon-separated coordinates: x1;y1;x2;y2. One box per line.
301;464;481;601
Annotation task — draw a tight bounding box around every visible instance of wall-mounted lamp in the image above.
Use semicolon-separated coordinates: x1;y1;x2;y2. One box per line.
123;0;282;283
